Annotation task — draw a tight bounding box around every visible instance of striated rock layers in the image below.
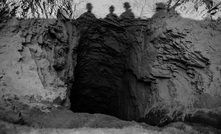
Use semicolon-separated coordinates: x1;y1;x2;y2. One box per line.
0;8;77;107
1;2;221;130
71;11;221;129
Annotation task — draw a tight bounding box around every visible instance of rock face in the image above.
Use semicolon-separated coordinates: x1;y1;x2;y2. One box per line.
0;5;77;106
138;10;221;128
1;0;221;131
71;9;221;129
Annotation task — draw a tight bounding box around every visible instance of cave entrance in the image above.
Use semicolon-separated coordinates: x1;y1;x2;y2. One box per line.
68;64;142;121
68;22;146;122
69;65;150;122
69;72;123;119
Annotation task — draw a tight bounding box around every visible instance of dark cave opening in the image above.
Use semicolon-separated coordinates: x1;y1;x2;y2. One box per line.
69;22;131;120
70;87;120;118
69;57;152;122
1;1;221;132
69;69;153;123
69;66;123;119
68;19;154;122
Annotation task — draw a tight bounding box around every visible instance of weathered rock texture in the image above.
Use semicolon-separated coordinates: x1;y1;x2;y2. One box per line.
138;10;221;128
1;0;221;132
71;9;221;129
0;6;78;106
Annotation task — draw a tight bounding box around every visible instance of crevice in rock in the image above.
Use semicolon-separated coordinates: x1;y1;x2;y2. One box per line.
69;20;153;122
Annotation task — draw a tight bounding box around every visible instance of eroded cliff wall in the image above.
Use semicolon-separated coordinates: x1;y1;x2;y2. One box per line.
71;10;221;128
1;2;221;129
0;12;78;108
138;11;221;127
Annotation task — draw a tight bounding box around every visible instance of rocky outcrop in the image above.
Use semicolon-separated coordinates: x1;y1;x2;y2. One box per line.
71;9;221;129
138;10;221;128
1;0;221;131
0;14;78;107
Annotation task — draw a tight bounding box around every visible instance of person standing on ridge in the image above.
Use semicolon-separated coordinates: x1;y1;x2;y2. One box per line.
78;3;96;19
119;2;135;20
105;5;118;20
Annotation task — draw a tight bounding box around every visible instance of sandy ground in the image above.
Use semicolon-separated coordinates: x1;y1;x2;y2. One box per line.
0;98;220;134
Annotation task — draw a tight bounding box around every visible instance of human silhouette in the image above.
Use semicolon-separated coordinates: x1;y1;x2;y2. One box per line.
78;3;96;19
105;5;118;20
119;2;135;20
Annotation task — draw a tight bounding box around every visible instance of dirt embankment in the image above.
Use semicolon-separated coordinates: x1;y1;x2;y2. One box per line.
1;1;221;133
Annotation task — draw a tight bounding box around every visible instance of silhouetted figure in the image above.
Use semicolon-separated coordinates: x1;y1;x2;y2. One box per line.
105;5;118;20
119;2;135;20
79;3;96;19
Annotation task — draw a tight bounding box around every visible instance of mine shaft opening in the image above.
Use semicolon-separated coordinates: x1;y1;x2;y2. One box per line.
69;77;124;120
68;58;141;121
68;26;127;120
68;22;150;122
69;61;151;122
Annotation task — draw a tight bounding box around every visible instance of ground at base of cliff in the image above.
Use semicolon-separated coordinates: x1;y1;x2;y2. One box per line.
0;99;220;134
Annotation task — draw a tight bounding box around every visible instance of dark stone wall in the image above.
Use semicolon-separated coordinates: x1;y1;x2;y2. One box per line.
70;13;221;129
